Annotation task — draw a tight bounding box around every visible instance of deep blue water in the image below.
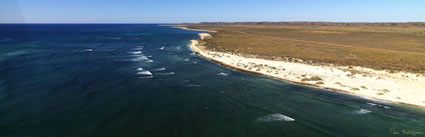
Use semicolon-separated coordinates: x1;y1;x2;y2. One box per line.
0;24;424;137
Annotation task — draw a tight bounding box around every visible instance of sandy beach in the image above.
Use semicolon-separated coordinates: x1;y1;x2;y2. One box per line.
188;31;425;108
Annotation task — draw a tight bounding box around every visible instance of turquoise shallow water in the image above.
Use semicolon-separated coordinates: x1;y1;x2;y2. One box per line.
0;24;424;137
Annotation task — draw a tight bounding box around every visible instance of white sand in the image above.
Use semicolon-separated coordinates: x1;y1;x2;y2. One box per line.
189;33;425;107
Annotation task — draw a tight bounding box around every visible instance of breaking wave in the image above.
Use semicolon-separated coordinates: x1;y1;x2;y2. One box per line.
129;51;143;54
131;56;149;61
153;68;166;71
366;102;377;106
155;72;175;75
257;113;295;122
356;109;371;114
366;102;391;109
217;72;229;76
137;71;152;75
83;49;93;52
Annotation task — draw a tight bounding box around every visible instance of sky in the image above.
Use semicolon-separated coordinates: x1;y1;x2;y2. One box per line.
1;0;424;23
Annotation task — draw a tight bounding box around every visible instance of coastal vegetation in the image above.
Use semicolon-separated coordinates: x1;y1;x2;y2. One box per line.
187;22;425;74
185;23;425;107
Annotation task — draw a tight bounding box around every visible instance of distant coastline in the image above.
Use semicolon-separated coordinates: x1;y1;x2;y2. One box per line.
171;25;217;32
177;25;425;108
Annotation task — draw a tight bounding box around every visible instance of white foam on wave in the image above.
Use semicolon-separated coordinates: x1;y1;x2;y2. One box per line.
159;47;165;50
155;72;175;75
366;102;391;109
130;54;145;57
361;96;393;105
129;51;143;54
137;71;152;75
217;72;229;76
83;49;93;52
366;102;377;106
146;60;154;63
356;109;372;114
137;68;144;71
257;113;295;122
193;61;198;64
153;68;166;71
184;59;190;61
131;56;149;61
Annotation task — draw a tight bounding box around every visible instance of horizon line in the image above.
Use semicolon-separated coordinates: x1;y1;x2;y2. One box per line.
1;21;425;24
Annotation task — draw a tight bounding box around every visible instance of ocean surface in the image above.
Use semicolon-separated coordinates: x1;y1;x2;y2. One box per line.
0;24;424;137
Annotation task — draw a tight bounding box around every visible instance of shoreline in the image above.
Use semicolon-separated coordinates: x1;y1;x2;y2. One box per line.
182;27;425;108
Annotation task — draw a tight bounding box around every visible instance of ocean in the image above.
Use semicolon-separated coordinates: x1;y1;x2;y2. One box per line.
0;24;424;137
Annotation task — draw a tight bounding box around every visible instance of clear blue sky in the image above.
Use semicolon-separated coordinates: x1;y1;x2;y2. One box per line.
1;0;424;23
